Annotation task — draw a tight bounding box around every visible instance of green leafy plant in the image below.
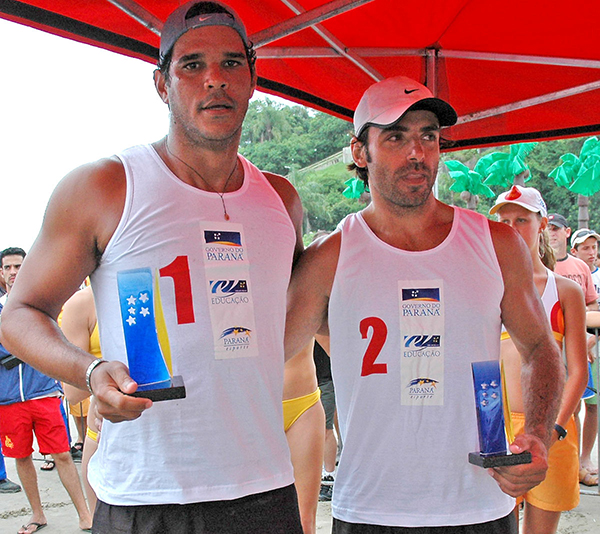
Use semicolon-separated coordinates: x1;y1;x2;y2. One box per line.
444;160;494;210
342;177;366;199
549;137;600;196
475;142;538;187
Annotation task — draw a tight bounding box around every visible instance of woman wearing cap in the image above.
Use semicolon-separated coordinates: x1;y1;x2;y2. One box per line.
490;185;588;533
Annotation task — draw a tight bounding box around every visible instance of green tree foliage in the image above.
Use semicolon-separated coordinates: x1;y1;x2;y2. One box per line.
290;163;363;233
240;98;352;175
444;160;494;210
240;98;600;235
439;137;600;230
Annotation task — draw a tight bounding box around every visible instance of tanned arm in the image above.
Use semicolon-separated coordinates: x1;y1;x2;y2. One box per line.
489;220;565;496
60;287;96;406
0;159;152;422
285;232;341;360
553;276;588;433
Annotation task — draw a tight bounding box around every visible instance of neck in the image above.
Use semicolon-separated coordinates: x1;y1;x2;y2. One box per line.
362;198;453;251
553;243;567;260
158;136;242;193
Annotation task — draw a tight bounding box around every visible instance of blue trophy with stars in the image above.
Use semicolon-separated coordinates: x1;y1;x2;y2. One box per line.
117;268;185;401
468;361;530;468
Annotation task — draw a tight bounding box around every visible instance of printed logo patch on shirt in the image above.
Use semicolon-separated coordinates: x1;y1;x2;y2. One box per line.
204;231;242;247
219;327;253;352
403;335;442;358
401;288;440;302
401;288;441;317
203;230;245;263
4;436;13;449
399;280;445;406
406;377;439;400
201;222;258;359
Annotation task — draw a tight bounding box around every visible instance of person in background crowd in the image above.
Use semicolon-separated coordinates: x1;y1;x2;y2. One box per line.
570;228;600;485
0;248;91;534
492;186;588;533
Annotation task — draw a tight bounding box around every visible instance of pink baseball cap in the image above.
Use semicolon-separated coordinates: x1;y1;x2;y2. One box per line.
353;76;458;137
160;1;249;58
489;185;548;218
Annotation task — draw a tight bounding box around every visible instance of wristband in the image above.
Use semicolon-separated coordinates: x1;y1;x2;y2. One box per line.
554;423;567;441
85;359;107;395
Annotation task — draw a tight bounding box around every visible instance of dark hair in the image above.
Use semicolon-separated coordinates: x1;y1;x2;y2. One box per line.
0;247;26;266
346;124;454;189
346;127;371;188
157;2;256;83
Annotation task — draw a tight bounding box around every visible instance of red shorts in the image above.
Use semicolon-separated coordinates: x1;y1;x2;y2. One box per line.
0;397;70;458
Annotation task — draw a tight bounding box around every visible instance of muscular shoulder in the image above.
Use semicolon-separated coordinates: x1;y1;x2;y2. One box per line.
263;172;302;220
488;219;530;266
294;230;341;295
50;156;126;253
263;171;304;260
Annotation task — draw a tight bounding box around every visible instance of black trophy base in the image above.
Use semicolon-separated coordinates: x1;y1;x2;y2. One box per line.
130;375;186;402
469;451;532;468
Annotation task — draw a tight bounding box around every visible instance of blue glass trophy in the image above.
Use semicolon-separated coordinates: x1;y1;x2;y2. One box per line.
117;269;185;401
468;361;531;468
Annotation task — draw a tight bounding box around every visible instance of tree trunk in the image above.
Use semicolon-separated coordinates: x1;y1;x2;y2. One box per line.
460;191;479;211
578;194;589;229
513;169;529;186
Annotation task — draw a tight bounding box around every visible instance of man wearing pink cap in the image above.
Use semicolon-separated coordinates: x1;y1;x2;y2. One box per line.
285;76;564;532
0;1;305;532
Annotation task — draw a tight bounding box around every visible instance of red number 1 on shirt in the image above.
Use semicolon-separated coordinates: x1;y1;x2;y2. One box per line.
159;256;195;324
360;317;388;376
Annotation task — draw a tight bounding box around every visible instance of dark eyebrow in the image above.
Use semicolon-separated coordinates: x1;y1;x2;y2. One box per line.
176;51;246;64
381;123;440;134
177;52;203;64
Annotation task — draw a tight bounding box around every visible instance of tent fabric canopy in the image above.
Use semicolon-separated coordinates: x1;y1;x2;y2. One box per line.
2;0;600;149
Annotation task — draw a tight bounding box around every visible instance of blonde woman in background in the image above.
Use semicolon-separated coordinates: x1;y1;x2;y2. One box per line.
491;186;588;534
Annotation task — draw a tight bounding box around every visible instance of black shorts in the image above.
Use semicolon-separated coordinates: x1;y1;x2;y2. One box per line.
332;512;516;534
92;484;303;534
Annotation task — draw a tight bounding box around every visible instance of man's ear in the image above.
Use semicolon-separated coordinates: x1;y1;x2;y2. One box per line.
154;69;169;106
565;227;572;238
351;137;367;168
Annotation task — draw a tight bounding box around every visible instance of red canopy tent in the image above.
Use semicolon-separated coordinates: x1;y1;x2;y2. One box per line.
2;0;600;149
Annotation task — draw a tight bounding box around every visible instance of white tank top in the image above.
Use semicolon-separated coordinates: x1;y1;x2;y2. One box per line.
88;144;296;505
329;208;514;527
501;269;564;343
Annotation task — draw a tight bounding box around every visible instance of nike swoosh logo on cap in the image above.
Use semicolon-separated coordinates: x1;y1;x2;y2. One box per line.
404;88;419;94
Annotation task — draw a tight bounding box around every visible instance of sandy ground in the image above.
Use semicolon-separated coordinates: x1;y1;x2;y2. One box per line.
0;416;598;534
0;453;598;533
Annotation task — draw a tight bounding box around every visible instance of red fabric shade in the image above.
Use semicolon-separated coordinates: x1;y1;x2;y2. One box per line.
2;0;599;149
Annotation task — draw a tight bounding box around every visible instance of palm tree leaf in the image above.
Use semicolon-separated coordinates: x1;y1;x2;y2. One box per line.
569;166;600;196
549;166;572;187
444;160;470;173
515;142;538;159
580;137;599;160
474;152;508;176
342;177;365;199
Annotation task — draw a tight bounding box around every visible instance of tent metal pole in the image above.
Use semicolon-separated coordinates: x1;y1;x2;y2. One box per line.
106;0;163;35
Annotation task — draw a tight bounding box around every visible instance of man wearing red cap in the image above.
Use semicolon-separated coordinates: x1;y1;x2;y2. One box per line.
284;76;564;532
0;1;305;532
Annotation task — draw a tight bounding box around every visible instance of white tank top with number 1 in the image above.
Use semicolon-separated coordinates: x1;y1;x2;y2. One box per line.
89;144;296;505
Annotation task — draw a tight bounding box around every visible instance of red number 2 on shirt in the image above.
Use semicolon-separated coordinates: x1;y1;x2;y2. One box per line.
360;317;388;376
